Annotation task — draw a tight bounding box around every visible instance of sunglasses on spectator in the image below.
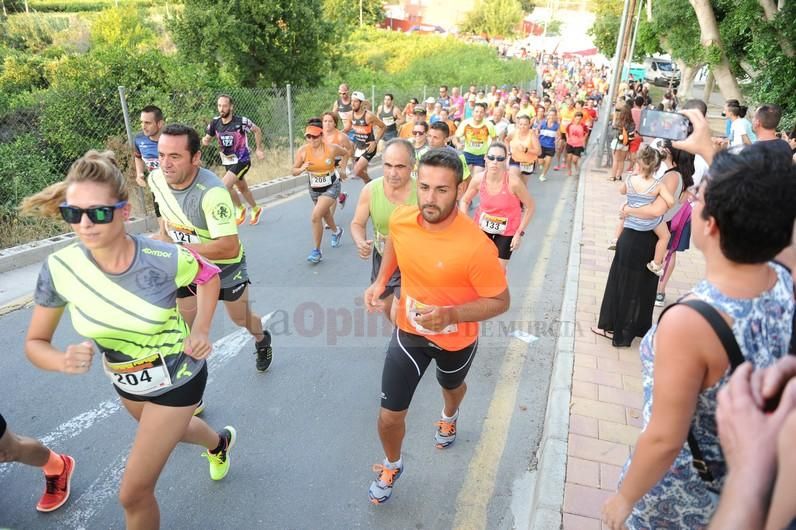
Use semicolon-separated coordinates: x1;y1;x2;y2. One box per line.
486;155;507;162
305;134;321;140
412;130;425;135
59;201;127;224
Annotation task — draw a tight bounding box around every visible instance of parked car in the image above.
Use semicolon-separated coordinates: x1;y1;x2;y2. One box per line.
643;57;681;87
408;24;446;35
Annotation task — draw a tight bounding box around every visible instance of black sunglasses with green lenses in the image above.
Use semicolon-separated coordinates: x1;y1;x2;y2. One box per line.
59;201;127;224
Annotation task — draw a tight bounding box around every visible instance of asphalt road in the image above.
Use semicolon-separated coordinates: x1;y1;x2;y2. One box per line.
0;163;577;530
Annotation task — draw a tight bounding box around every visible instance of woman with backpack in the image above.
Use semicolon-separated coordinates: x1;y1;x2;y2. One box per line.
601;114;796;529
609;104;636;181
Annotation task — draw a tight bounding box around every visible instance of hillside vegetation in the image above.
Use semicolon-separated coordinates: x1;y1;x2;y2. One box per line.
0;6;534;248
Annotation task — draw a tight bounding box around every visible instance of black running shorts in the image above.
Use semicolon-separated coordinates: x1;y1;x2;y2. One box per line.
371;250;402;300
354;145;377;162
223;161;252;181
177;280;250;302
380;328;478;411
115;363;207;407
484;232;513;260
566;145;584;157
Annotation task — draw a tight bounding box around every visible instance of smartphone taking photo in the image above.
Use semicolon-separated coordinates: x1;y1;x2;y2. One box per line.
639;109;693;141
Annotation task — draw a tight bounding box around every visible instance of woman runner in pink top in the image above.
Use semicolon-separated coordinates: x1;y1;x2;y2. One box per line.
565;112;587;176
459;142;535;270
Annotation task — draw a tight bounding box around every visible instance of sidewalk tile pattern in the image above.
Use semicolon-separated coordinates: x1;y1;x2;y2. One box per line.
563;163;706;525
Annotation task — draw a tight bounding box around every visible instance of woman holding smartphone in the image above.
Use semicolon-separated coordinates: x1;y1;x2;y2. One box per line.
601;115;796;530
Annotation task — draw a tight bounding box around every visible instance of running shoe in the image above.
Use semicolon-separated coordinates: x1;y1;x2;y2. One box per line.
203;426;237;481
608;239;617;251
330;226;344;248
368;461;403;504
235;206;246;226
654;293;665;307
36;454;75;512
307;249;322;264
554;165;563;171
539;175;548;182
434;412;458;449
338;192;348;209
249;206;263;225
255;331;273;372
193;399;205;416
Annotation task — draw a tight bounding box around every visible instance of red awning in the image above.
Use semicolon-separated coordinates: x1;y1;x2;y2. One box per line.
564;48;598;56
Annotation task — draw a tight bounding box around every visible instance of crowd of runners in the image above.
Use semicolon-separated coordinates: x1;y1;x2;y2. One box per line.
3;52;796;529
1;62;606;523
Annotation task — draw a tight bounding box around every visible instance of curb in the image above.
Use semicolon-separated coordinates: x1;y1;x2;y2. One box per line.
527;137;590;528
0;293;33;317
0;174;308;274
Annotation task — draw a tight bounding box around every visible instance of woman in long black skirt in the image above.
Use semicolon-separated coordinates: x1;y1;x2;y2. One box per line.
592;145;675;347
595;228;659;347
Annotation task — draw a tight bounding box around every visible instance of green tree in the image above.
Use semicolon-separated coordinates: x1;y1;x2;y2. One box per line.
91;5;157;50
586;0;622;57
461;0;525;38
323;0;384;28
518;0;535;13
0;52;47;94
168;0;331;88
591;0;796;125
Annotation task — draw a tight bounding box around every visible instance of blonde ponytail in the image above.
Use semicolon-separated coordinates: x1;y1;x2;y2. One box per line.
19;150;128;219
19;181;69;218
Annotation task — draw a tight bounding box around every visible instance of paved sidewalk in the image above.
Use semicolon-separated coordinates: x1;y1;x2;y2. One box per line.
561;158;706;528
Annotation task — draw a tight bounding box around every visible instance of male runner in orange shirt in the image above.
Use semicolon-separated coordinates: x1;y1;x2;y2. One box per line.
364;148;510;505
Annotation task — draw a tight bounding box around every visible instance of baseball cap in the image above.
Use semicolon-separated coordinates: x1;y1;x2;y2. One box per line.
351;91;366;101
425;97;436;104
414;106;427;114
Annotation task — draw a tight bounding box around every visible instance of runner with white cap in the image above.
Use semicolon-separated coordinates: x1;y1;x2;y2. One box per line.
350;91;386;184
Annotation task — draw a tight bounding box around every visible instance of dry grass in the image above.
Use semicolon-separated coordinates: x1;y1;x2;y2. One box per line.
214;146;295;186
0;212;68;251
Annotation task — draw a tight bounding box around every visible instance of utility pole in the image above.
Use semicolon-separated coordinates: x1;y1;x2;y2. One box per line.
626;0;644;77
618;0;638;80
359;0;363;26
597;0;633;162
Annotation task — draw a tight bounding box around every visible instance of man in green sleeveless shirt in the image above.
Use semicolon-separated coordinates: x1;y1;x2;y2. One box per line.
350;139;417;321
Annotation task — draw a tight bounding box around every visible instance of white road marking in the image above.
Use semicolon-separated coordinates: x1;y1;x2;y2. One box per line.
57;446;130;530
510;330;539;344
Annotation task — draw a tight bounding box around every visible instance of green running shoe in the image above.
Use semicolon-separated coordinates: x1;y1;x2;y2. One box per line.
203;426;236;481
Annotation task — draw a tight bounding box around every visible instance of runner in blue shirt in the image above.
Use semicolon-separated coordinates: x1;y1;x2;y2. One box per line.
536;109;560;182
134;105;167;235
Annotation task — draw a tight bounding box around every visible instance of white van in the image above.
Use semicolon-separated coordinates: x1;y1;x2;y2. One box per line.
643;57;681;87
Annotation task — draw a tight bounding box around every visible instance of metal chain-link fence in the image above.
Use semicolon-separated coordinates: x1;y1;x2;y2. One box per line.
0;79;535;249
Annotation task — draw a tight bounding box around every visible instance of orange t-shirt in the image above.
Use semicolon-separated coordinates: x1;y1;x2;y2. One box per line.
389;205;508;350
399;122;415;139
